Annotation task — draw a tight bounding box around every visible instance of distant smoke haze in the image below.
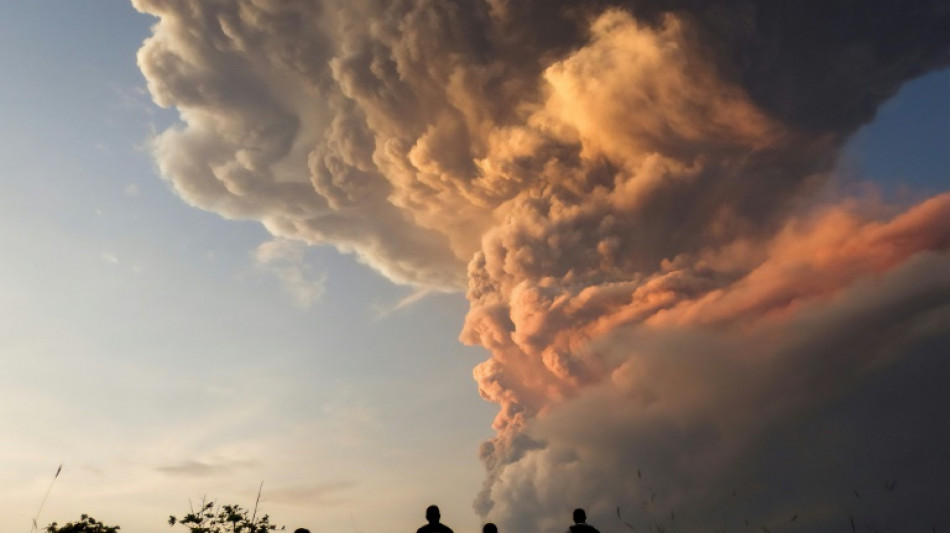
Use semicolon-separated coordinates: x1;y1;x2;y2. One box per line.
133;1;950;530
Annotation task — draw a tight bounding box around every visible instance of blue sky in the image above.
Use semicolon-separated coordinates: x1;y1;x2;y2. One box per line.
841;68;949;195
1;3;495;531
0;2;947;533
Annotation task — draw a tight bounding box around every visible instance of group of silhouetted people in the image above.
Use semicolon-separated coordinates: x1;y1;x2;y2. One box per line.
417;504;601;533
292;505;599;533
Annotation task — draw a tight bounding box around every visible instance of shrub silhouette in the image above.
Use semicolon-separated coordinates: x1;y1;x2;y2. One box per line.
45;514;119;533
168;499;285;533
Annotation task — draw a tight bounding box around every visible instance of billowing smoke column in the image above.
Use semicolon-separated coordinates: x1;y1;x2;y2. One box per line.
134;0;950;530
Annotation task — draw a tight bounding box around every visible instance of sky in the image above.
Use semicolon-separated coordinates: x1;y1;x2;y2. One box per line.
0;2;947;533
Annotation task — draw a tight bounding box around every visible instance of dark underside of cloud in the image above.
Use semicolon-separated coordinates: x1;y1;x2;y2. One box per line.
132;0;950;530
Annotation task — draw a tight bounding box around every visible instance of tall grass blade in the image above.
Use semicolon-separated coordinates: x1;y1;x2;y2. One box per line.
251;481;264;523
29;464;62;533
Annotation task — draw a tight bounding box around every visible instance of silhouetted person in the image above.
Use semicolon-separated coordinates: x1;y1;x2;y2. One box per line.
567;508;599;533
483;523;498;533
417;505;454;533
294;529;310;533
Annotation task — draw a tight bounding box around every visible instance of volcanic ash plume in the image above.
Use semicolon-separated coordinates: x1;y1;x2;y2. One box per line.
134;0;950;530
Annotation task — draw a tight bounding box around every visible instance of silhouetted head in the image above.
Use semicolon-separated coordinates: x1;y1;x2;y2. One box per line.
426;505;441;524
294;529;311;533
483;523;498;533
573;508;586;524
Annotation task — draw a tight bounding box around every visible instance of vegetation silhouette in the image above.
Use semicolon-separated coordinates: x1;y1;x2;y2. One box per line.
45;515;118;533
168;498;285;533
31;467;938;532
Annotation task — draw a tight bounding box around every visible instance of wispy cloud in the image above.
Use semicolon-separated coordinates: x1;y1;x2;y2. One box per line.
253;240;325;309
264;481;355;507
371;288;435;320
156;458;259;478
100;252;119;265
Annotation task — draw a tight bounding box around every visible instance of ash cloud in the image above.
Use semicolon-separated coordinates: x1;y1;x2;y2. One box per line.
134;0;950;530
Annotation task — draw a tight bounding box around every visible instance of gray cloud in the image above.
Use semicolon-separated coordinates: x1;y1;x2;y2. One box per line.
476;252;950;531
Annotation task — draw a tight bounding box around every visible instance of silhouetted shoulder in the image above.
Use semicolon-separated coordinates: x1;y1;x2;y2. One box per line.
569;524;600;533
417;524;454;533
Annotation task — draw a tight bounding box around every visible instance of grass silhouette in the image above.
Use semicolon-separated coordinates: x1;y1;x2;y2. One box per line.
612;469;928;533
